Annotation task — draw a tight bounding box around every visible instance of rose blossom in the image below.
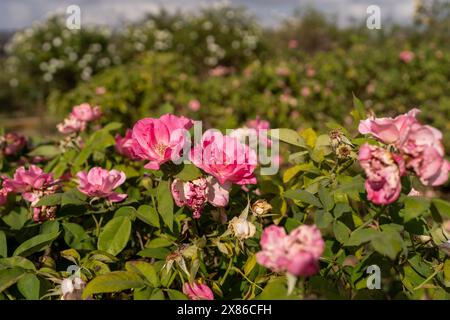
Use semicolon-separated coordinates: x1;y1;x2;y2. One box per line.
0;188;9;206
131;114;194;170
71;103;102;122
256;224;325;277
188;99;201;112
171;176;230;219
359;143;405;205
228;216;256;240
57;116;87;134
183;282;214;300
1;133;27;156
76;167;127;202
190;130;257;185
288;39;298;49
399;50;414;63
115;129;139;160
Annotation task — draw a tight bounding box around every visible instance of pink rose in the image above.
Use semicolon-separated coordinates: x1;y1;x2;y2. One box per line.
288;39;298;49
358;108;420;145
57;116;87;134
131;114;194;170
171;176;230;219
183;282;214;300
301;87;311;97
95;86;107;95
188;99;201;112
1;133;27;156
115;129;139;160
256;224;324;277
71;103;102;122
359;143;405;205
0;188;9;206
209;66;231;77
76;167;127;202
190;130;257;185
399;50;414;63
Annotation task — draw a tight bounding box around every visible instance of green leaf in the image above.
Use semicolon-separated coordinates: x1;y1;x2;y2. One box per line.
82;271;145;299
145;238;173;248
318;186;334;211
0;268;26;293
28;145;60;158
35;193;62;207
13;232;60;257
371;231;403;260
97;216;132;256
244;254;257;276
333;220;351;244
257;277;295;300
125;261;160;287
400;197;430;222
166;289;188;300
314;210;333;229
136;205;160;228
137;247;170;260
283;190;323;208
431;199;450;219
0;257;36;271
0;231;7;258
269;129;307;148
174;163;202;181
60;248;81;265
2;207;29;230
157;181;174;231
352;94;367;122
62;222;94;250
345;228;379;246
61;189;87;206
17;273;40;300
114;206;137;219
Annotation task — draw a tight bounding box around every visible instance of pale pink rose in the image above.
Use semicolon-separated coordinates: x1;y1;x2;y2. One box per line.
183;282;214;300
0;188;8;206
399;50;414;63
256;224;324;277
171;176;230;219
95;86;107;95
209;66;231;77
358;108;420;145
188;99;201;112
1;133;27;156
275;66;290;77
190;130;257;185
76;167;127;202
306;66;316;77
115;129;139;160
288;39;298;49
247;116;270;131
71;103;102;122
57;116;86;134
359;143;405;205
131;114;194;170
301;87;311;97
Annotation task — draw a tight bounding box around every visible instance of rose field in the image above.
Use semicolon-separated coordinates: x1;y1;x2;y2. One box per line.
0;2;449;301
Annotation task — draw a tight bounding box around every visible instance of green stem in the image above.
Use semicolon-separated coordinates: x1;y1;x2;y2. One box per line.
219;258;234;286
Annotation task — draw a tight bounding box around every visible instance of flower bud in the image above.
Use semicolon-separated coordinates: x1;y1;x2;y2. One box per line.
228;217;256;240
251;199;272;216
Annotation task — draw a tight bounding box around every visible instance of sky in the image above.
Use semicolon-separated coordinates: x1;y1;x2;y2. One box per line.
0;0;416;30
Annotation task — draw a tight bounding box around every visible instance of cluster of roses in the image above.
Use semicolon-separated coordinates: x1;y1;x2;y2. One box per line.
57;103;102;134
358;109;449;205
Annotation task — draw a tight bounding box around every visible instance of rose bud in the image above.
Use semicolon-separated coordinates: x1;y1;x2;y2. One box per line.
251;199;272;216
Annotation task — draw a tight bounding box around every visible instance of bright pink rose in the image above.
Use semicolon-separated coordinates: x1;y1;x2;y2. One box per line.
0;188;8;206
399;123;449;186
76;167;127;202
131;114;194;170
359;143;405;205
399;50;414;63
1;133;27;156
115;129;139;160
190;130;257;185
359;109;420;145
71;103;102;122
57;116;87;134
171;176;230;219
183;282;214;300
188;99;201;112
256;224;324;277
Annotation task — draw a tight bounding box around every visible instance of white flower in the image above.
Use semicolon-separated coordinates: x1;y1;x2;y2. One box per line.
228;217;256;240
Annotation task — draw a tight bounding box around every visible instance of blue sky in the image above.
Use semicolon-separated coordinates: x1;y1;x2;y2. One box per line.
0;0;415;30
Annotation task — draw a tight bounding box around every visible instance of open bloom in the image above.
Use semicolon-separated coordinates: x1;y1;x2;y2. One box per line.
131;114;194;170
57;116;86;134
171;176;230;219
359;144;405;205
256;224;324;277
399;50;414;63
190;130;257;185
183;282;214;300
77;167;127;202
1;133;27;156
71;103;102;122
115;129;139;160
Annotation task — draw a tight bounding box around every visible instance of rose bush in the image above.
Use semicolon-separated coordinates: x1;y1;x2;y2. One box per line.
0;99;449;300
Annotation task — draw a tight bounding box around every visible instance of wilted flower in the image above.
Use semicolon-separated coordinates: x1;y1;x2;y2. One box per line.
228;216;256;240
57;116;86;134
131;114;194;170
71;103;102;122
183;282;214;300
0;133;27;156
115;129;139;160
359;143;405;205
76;167;127;202
256;224;325;277
190;130;257;185
251;199;272;216
61;277;86;300
171;176;230;219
